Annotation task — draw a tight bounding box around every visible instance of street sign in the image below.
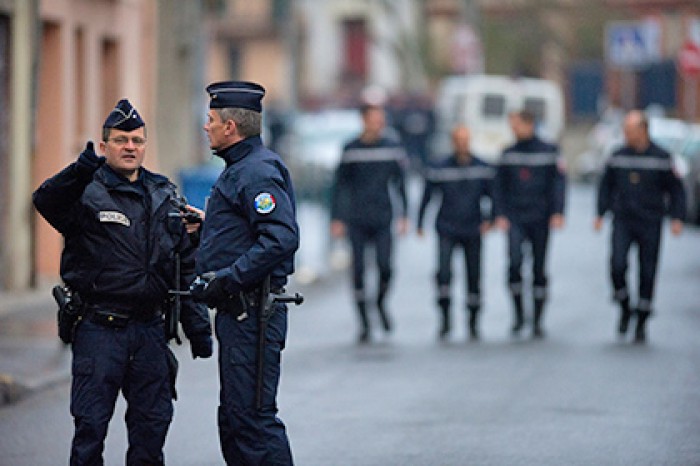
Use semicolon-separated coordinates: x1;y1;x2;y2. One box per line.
606;20;661;68
678;40;700;78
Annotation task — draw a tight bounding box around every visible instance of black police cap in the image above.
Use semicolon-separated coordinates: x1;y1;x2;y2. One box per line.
206;81;265;112
103;99;145;131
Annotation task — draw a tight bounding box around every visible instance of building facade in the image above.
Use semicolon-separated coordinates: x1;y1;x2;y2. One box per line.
0;0;208;290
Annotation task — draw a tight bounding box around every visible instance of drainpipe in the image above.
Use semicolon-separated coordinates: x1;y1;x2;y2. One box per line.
7;0;38;290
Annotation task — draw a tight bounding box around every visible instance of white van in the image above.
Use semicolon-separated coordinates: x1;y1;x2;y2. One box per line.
431;74;565;163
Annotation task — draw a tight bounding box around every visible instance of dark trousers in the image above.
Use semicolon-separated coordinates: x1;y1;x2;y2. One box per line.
436;234;482;307
70;317;173;466
507;219;551;299
215;306;293;466
347;223;393;301
610;217;662;312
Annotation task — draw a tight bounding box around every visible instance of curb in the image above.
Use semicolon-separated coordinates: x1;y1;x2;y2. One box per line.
0;373;25;405
0;363;72;408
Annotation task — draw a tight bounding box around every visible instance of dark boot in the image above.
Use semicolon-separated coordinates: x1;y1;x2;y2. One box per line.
467;305;480;340
377;282;392;333
617;298;632;336
511;293;524;336
438;298;450;340
634;310;650;343
532;299;546;339
356;301;370;343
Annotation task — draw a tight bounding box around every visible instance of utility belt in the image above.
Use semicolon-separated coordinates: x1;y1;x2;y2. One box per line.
53;284;166;344
83;304;163;329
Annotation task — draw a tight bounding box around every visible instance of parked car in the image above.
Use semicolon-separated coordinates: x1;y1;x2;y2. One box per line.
677;124;700;224
281;109;362;205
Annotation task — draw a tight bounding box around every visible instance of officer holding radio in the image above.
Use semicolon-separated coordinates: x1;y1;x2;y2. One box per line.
33;99;212;466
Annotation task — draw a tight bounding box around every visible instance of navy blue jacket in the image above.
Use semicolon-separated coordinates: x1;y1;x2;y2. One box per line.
417;154;494;238
33;162;211;339
597;141;686;223
196;136;299;293
494;136;566;223
330;136;408;228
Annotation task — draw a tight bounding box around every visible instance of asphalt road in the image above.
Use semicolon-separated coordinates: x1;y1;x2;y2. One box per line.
1;183;699;466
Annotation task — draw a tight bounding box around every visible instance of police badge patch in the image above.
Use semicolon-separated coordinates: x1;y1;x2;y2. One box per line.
254;193;276;214
98;211;131;227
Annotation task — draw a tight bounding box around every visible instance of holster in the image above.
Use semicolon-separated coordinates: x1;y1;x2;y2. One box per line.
53;285;84;344
217;292;255;320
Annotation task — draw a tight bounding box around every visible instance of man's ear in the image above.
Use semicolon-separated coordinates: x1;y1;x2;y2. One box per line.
224;119;238;137
99;140;107;154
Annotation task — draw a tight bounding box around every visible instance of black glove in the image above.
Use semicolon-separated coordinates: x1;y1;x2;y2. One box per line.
189;334;213;359
190;272;229;307
75;141;105;180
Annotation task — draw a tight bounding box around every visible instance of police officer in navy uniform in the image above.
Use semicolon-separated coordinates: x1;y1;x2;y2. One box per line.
192;81;298;465
330;103;409;343
33;99;213;466
494;109;566;338
417;125;494;340
594;110;685;343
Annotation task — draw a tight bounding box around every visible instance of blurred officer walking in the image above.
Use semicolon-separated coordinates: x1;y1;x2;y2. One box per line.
32;99;213;466
494;110;566;338
417;126;494;340
330;103;409;343
594;109;685;343
192;81;299;465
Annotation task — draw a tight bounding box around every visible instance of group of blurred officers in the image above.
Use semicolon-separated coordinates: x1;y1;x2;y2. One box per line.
330;105;686;346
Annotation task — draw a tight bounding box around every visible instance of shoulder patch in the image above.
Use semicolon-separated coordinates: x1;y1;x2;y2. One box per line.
254;192;276;214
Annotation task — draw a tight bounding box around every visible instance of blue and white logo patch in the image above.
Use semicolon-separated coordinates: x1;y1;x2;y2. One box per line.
254;192;276;214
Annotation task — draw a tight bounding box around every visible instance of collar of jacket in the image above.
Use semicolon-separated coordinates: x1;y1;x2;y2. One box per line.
513;136;539;149
96;164;168;193
622;141;657;156
216;135;262;166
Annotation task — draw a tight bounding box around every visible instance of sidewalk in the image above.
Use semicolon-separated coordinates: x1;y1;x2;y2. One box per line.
0;286;71;406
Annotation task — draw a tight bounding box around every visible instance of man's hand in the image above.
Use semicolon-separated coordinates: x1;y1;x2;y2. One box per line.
593;217;604;232
396;217;409;236
190;272;229;307
189;334;213;359
75;141;105;180
670;219;683;236
480;221;492;235
182;205;205;234
330;220;346;238
495;216;510;231
550;214;565;230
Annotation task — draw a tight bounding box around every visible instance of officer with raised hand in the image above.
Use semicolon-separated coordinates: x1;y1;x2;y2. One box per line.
417;125;494;340
192;81;299;465
494;109;566;339
32;99;213;465
330;103;409;343
594;109;685;343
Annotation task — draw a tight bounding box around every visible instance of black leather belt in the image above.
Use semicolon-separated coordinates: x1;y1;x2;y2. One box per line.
84;304;163;328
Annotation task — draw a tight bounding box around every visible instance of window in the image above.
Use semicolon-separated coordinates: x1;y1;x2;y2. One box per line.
524;97;546;122
482;94;506;119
